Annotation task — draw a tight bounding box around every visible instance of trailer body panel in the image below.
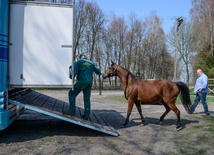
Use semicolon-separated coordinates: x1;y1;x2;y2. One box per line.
9;1;73;88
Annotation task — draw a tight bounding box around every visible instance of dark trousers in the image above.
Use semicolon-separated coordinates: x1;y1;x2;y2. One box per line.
68;81;92;118
191;92;209;114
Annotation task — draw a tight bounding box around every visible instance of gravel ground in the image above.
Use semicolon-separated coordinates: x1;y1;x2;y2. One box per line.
0;90;214;155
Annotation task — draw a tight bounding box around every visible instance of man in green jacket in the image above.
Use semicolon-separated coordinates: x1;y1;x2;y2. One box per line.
64;53;101;120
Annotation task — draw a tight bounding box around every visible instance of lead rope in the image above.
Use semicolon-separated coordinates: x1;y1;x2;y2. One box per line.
99;75;102;95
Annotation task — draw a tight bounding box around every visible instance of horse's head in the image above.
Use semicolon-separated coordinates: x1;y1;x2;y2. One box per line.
102;61;118;79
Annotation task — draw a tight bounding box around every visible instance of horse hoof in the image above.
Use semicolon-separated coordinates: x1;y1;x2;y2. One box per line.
121;124;127;128
140;123;145;126
175;126;182;131
160;121;164;125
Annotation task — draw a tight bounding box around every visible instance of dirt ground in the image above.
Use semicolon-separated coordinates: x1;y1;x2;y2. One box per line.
0;90;214;155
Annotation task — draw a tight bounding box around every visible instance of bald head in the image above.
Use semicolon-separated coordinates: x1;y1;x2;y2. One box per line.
197;69;203;76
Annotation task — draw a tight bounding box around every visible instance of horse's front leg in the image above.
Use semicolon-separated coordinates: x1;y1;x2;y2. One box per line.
135;102;145;125
123;99;134;127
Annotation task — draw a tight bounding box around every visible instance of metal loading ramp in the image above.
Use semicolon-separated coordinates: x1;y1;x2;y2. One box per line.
8;88;119;137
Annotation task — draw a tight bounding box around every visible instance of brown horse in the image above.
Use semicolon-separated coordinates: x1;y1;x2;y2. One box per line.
102;61;192;130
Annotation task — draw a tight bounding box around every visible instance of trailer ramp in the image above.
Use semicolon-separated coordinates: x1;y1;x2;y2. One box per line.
8;88;119;137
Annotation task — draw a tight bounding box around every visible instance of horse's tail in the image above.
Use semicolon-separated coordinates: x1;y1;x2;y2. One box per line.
176;81;192;114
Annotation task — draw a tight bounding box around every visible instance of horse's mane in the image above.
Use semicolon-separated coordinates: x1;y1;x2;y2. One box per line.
119;65;142;81
119;65;142;100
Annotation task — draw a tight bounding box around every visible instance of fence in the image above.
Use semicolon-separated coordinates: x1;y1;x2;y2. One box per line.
208;79;214;95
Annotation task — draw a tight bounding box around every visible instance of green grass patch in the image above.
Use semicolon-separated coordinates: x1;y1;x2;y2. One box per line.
107;93;214;154
179;148;191;154
108;94;214;104
176;95;214;104
108;95;127;103
205;95;214;102
204;116;214;132
175;115;214;154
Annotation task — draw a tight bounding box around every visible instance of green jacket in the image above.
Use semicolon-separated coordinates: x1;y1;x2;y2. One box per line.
73;58;101;83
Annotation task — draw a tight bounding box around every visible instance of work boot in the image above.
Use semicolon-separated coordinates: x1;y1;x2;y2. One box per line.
63;109;75;116
81;114;89;120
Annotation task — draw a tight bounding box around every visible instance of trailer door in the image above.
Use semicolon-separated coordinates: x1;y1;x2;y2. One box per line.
9;1;73;88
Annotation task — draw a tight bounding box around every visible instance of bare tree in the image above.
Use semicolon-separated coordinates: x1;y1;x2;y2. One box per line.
84;1;105;61
142;12;170;79
108;16;127;65
168;21;196;85
190;0;214;77
106;15;128;88
126;13;146;76
73;0;88;58
191;0;214;59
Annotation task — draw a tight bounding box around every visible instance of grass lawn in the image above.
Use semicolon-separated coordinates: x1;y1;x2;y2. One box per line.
178;95;214;104
108;94;214;104
107;92;214;154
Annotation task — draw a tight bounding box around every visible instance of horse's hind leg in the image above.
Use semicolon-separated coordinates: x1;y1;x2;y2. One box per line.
159;102;171;125
135;102;145;125
167;102;181;130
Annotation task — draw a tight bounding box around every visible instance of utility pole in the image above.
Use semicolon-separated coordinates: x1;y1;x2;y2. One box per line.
173;17;183;81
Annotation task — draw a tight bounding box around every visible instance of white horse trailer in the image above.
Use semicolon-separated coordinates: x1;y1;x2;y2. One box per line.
9;1;73;88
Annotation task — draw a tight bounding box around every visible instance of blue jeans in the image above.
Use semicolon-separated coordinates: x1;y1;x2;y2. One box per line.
191;92;209;114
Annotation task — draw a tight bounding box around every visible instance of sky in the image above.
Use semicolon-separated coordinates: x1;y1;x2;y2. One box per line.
93;0;192;33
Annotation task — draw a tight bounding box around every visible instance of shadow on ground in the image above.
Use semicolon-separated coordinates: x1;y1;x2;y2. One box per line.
0;109;201;144
0;109;122;144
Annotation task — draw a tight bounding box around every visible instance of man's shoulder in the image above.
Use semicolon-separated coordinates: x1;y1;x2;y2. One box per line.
77;59;91;63
198;73;208;82
78;59;94;67
202;73;208;79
